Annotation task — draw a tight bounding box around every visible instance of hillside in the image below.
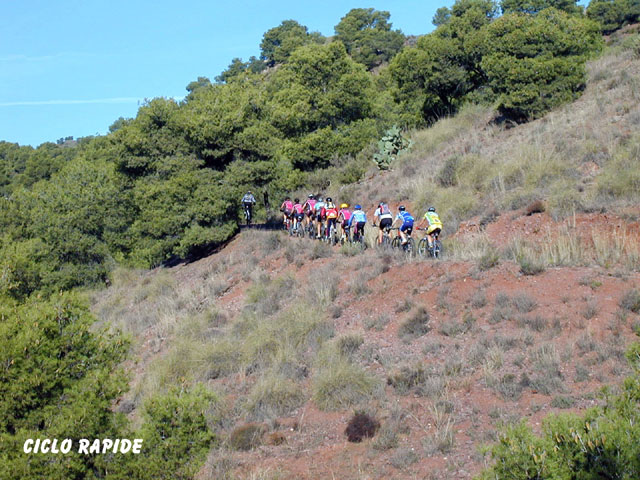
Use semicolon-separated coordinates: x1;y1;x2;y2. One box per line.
90;36;640;480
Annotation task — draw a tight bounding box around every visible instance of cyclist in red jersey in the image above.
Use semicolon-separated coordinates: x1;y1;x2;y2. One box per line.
280;197;293;230
291;198;304;232
322;198;339;240
302;194;316;231
338;203;351;242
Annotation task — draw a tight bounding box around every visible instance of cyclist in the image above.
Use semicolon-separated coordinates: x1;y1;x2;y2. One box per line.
417;206;443;250
241;191;256;224
393;205;414;246
280;196;293;230
338;203;351;242
302;194;317;231
291;198;304;232
373;201;393;245
323;197;339;241
314;196;326;239
349;205;367;242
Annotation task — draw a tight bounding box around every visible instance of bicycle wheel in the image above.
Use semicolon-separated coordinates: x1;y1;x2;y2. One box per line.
406;237;415;254
418;238;428;257
391;237;401;249
434;240;443;258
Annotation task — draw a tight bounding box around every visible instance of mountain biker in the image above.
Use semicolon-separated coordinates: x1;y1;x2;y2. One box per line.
393;205;414;246
417;206;443;250
302;194;316;230
373;201;393;245
349;205;367;242
314;196;326;239
292;198;304;232
280;196;293;230
338;203;351;241
323;198;339;240
241;191;256;223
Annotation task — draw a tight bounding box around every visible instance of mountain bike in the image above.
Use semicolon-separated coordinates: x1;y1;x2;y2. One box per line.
243;203;253;226
351;224;365;246
374;223;393;248
418;228;443;258
290;221;305;238
340;225;351;245
323;221;339;245
391;227;415;254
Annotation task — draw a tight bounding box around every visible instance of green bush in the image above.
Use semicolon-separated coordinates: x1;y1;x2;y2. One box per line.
0;294;129;480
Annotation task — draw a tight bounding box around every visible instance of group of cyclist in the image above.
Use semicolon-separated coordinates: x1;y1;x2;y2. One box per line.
270;194;442;252
241;190;443;252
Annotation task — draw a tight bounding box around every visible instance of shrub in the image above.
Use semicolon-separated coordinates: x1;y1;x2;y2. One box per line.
245;373;305;420
345;411;380;442
519;254;546;275
479;339;640;480
337;333;364;357
478;247;501;271
312;357;380;411
512;293;538;313
229;423;267;451
398;306;431;341
119;385;218;479
620;288;640;313
387;365;427;394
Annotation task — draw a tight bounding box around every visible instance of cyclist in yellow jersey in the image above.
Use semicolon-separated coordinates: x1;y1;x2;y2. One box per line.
417;206;443;249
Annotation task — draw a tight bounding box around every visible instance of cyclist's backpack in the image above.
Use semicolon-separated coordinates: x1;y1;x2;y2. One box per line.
379;203;391;216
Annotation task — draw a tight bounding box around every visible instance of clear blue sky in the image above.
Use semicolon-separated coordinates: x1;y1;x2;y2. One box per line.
1;0;586;147
0;0;458;147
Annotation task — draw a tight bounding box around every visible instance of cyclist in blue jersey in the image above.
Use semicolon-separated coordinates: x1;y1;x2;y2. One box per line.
349;205;367;242
392;205;414;246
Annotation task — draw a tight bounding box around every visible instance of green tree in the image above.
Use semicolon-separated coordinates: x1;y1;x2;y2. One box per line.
501;0;582;15
480;8;602;121
185;75;212;94
0;294;129;480
267;42;376;169
334;8;405;70
391;0;497;122
0;157;133;297
587;0;640;33
260;20;324;66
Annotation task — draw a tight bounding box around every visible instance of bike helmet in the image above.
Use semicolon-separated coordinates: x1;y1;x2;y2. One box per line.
354;204;362;210
308;194;314;198
428;206;436;212
340;203;348;209
318;196;323;202
294;198;299;203
398;205;406;211
326;197;332;202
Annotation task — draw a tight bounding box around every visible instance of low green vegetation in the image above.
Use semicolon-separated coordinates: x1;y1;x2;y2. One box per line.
479;338;640;479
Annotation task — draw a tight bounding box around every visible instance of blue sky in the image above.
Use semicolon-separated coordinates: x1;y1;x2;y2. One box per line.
1;0;586;147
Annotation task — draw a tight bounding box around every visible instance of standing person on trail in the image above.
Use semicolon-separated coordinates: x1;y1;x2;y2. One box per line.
393;205;414;246
322;197;339;240
348;204;367;242
302;194;316;230
241;191;256;224
338;203;351;241
280;196;293;230
292;198;304;232
373;201;393;245
417;206;443;249
314;196;326;239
